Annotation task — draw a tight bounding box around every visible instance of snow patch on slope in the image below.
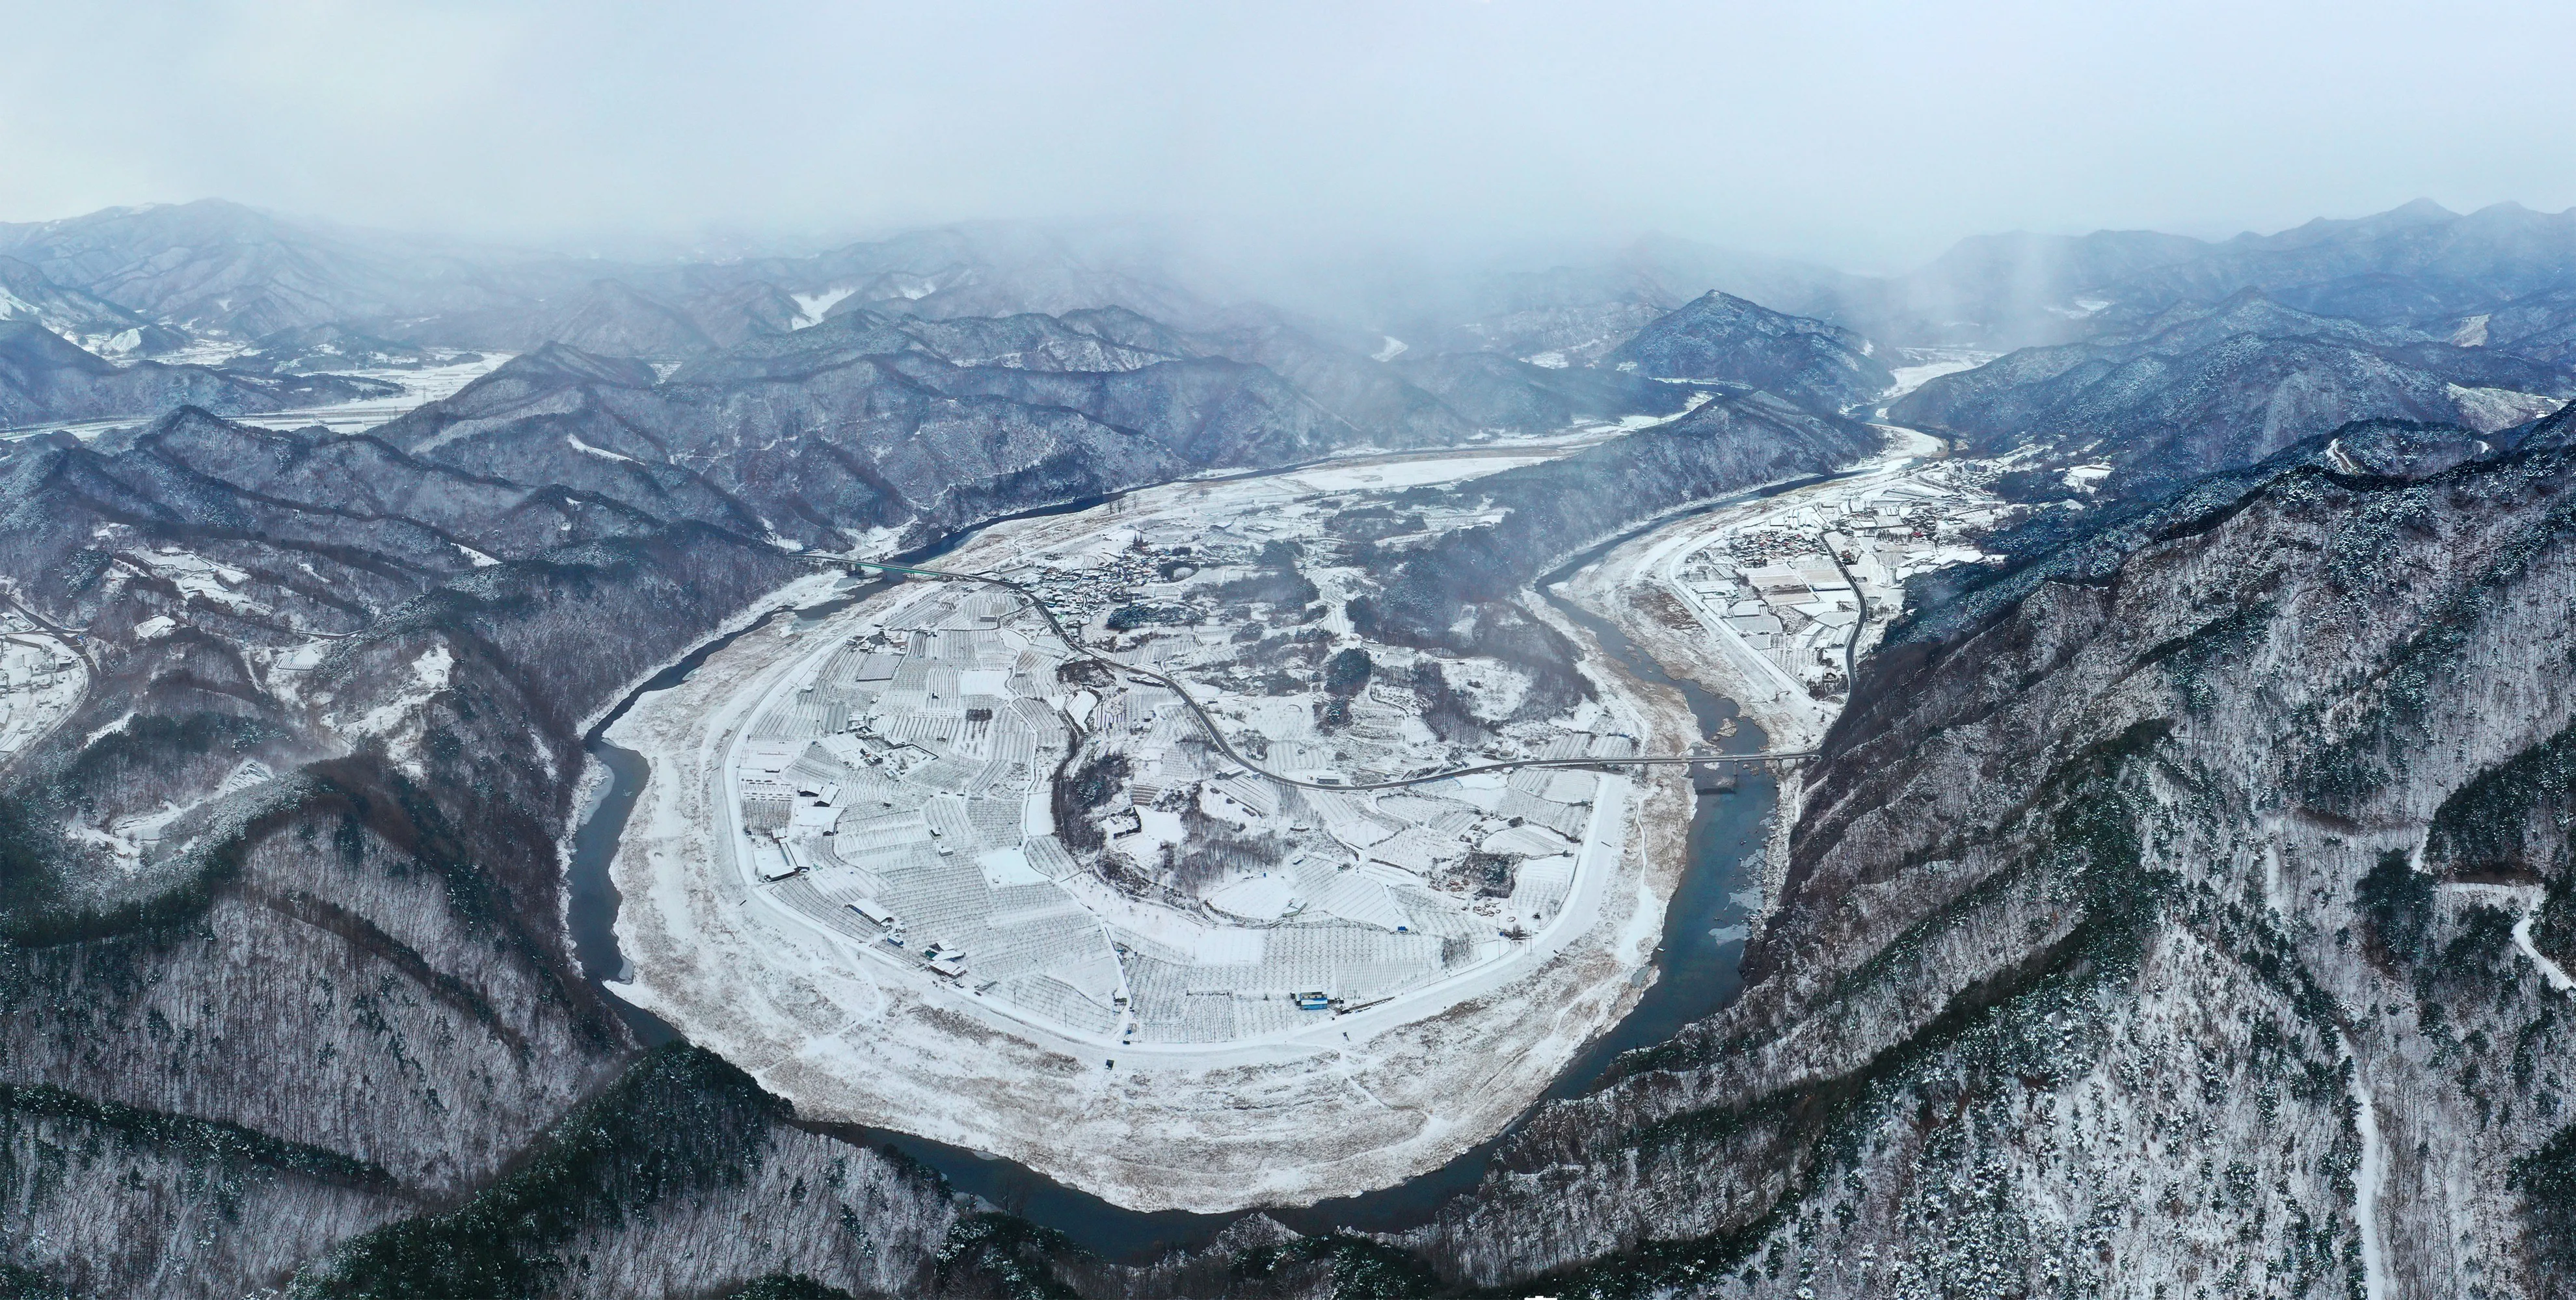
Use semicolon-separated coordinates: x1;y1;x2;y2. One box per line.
2446;384;2564;432
792;287;858;329
344;645;455;778
567;433;637;464
1883;349;1997;401
2349;1063;2387;1300
125;549;262;615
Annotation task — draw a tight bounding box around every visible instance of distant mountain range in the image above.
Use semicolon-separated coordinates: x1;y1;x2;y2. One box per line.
1375;199;2576;359
11;196;2576;356
7;195;2576;448
2;193;2573;579
1892;288;2576;494
0;318;396;428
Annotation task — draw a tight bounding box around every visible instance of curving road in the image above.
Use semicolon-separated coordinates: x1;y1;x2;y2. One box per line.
832;557;1814;792
1821;536;1868;685
0;592;94;669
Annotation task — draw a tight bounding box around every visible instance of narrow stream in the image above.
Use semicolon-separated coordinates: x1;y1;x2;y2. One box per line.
561;484;1793;1261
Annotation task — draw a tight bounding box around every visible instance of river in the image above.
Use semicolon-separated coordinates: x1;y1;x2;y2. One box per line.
561;480;1789;1260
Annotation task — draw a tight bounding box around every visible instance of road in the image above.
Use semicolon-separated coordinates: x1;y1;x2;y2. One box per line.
834;557;1814;792
1821;536;1868;685
0;592;93;672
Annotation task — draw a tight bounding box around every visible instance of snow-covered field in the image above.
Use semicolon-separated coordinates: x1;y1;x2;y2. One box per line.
1881;347;1998;405
229;352;513;435
603;444;1700;1212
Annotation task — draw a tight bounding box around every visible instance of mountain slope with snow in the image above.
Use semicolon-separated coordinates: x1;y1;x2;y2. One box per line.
1607;291;1894;414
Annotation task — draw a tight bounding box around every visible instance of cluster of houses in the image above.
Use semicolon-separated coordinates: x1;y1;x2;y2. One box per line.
1014;529;1220;640
1669;464;2015;698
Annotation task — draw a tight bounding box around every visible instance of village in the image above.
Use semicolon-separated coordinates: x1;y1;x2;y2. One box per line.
718;456;1650;1050
1652;449;2019;708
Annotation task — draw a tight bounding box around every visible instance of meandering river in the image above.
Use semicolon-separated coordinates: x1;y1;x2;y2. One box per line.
563;471;1795;1260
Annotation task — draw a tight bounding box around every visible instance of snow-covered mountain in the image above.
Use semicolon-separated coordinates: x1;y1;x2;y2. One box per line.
1892;289;2573;496
1605;290;1895;414
8;196;2576;1298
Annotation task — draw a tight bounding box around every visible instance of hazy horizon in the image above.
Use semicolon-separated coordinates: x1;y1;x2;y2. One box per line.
7;2;2575;274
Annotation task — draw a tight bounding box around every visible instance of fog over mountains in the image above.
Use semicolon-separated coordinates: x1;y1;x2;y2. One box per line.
1;189;2574;1299
12;194;2576;436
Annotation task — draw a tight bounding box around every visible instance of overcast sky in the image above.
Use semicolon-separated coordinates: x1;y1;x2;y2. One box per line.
5;1;2572;272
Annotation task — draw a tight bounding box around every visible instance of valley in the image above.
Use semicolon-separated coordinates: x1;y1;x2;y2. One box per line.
599;436;1706;1212
0;347;509;442
583;380;2008;1217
